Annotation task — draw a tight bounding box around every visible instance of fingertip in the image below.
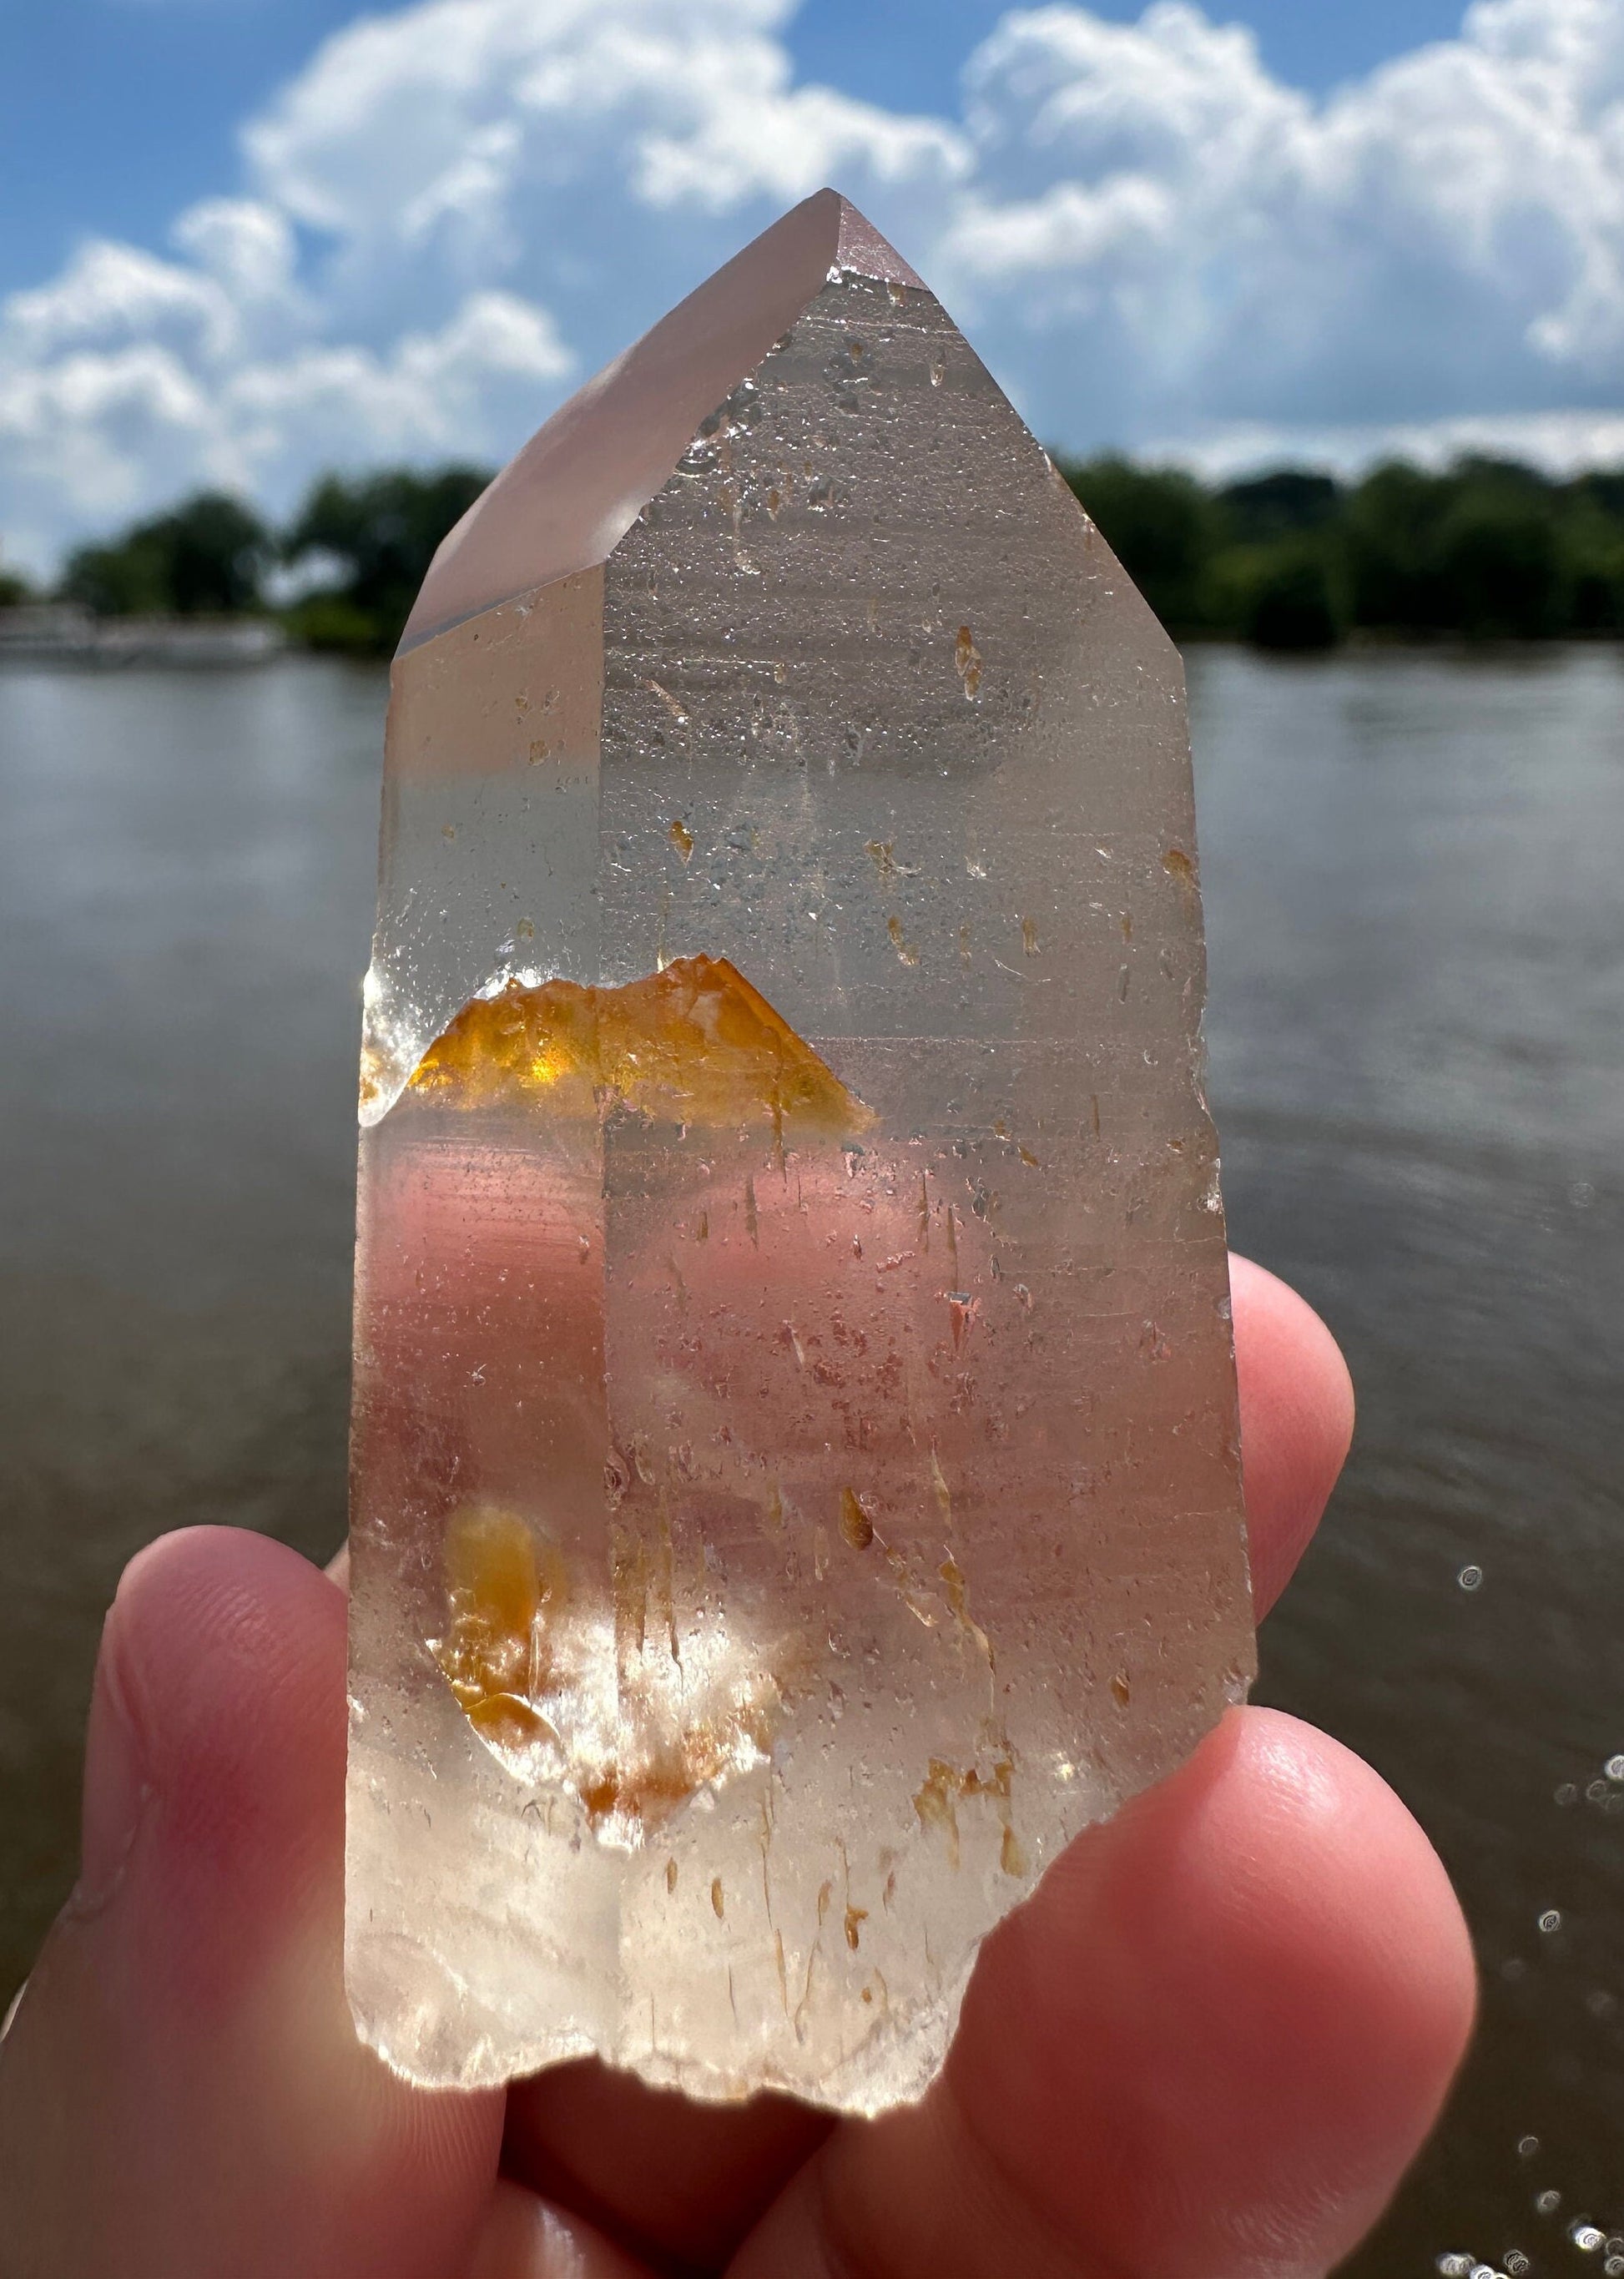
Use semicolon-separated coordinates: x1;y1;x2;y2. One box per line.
108;1524;346;1715
1147;1707;1477;2258
1228;1254;1355;1612
951;1704;1473;2278
96;1528;346;1932
3;1525;505;2278
1157;1707;1476;2124
111;1522;344;1661
504;2061;830;2270
466;2181;650;2279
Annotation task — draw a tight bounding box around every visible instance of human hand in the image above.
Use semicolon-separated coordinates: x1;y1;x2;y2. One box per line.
0;1257;1474;2278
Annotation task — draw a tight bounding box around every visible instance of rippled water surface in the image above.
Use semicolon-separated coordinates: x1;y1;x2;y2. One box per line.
1;647;1620;2268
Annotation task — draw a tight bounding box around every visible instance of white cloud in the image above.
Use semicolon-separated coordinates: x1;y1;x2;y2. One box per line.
3;0;1624;572
0;266;572;570
243;0;964;235
1142;406;1624;482
936;0;1624;436
235;0;965;357
170;199;304;314
3;242;238;366
219;290;572;480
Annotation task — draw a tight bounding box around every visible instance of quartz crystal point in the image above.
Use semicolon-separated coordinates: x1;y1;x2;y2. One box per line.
345;188;1254;2114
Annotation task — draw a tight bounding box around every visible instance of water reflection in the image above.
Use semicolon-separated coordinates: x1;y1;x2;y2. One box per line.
1190;644;1624;2270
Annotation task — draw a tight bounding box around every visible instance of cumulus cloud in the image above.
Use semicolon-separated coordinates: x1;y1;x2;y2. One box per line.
939;0;1624;436
3;0;1624;570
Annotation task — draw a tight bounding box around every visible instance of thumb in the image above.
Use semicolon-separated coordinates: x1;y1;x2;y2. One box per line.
0;1527;503;2278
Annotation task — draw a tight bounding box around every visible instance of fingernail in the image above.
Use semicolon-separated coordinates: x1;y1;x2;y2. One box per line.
75;1606;152;1912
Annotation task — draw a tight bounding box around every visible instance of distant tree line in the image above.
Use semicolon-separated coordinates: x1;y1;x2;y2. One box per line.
272;468;494;652
1058;455;1624;648
0;468;493;656
4;453;1624;653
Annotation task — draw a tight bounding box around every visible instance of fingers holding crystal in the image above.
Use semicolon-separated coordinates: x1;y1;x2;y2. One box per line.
0;1527;502;2277
463;2180;656;2279
502;2065;830;2274
494;1253;1353;2269
725;1707;1475;2279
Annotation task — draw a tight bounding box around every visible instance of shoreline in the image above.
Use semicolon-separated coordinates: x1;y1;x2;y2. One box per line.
4;606;1624;671
0;605;285;667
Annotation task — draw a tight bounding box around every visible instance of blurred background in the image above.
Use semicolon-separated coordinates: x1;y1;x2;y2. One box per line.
2;2;1621;2271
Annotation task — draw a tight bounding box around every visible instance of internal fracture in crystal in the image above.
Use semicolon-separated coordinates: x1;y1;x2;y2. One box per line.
345;187;1254;2115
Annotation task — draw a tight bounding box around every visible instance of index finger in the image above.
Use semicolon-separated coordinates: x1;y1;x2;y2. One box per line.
1228;1253;1354;1616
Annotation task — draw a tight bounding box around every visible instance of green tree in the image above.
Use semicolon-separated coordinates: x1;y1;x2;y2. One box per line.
1343;461;1455;632
1057;456;1222;633
1434;494;1565;638
1217;470;1343;546
1242;548;1346;651
1553;476;1624;633
282;466;492;653
60;532;171;617
1571;469;1624;520
43;448;1624;658
61;492;270;617
0;567;32;608
1342;456;1587;639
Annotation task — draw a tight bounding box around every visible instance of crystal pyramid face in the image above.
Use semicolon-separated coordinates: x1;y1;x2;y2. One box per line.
345;188;1253;2113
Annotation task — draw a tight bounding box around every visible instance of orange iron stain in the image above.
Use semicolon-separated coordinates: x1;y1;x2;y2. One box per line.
407;955;874;1139
839;1486;875;1550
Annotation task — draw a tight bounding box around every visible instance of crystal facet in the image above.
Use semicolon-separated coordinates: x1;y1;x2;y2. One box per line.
345;189;1254;2114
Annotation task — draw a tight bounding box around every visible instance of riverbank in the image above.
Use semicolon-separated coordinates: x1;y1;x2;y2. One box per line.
0;603;285;666
7;596;1624;673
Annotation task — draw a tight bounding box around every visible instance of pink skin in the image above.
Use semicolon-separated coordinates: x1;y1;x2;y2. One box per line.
0;1258;1475;2278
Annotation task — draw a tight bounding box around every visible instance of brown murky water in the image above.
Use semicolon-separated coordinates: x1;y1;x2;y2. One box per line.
1;646;1620;2268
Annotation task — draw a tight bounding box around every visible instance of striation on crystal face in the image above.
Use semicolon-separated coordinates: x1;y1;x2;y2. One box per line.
345;187;1254;2115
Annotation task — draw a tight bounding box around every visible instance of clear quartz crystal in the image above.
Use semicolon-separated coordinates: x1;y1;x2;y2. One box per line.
345;189;1254;2114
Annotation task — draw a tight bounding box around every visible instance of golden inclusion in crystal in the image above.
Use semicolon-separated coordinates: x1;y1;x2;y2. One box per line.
430;1504;564;1755
407;953;874;1138
428;1501;789;1840
410;957;875;1841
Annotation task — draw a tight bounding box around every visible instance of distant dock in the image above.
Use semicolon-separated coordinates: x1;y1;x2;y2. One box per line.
0;604;285;666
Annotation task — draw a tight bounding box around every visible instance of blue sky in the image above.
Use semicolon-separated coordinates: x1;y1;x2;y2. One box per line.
0;0;1472;301
3;0;1622;571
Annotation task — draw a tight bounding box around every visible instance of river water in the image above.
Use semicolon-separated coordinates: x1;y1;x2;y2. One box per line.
1;647;1620;2270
